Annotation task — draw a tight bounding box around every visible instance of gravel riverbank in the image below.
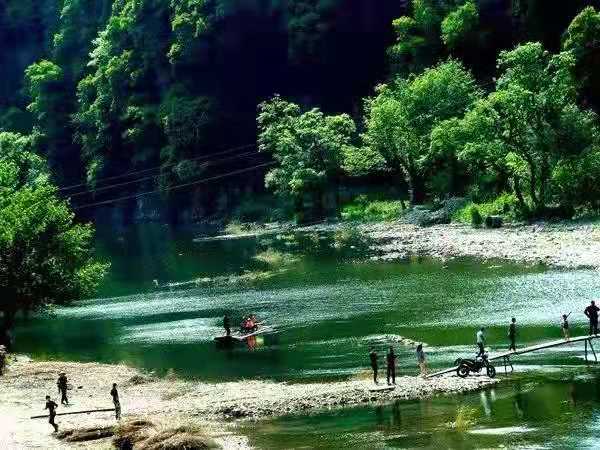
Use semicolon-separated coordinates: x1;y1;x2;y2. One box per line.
1;357;496;449
364;222;600;269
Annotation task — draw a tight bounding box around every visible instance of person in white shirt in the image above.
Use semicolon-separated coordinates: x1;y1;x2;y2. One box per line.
476;327;486;358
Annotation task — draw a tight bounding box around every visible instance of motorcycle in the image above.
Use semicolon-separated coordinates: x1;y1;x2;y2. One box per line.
455;353;496;378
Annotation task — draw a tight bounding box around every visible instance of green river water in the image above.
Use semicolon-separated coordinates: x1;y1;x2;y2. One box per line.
13;224;600;449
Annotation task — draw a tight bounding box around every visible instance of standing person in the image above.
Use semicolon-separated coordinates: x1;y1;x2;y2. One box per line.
0;344;6;376
416;344;428;376
110;383;121;420
476;327;486;358
508;318;517;352
369;348;379;384
561;313;571;341
57;373;69;405
44;395;59;432
386;346;396;385
223;314;231;336
584;301;600;336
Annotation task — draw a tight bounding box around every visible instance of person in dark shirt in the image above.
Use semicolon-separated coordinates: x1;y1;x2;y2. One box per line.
223;315;231;336
369;349;378;384
386;346;397;385
508;318;517;351
584;301;600;335
45;395;59;432
561;313;571;340
111;383;121;420
57;373;69;405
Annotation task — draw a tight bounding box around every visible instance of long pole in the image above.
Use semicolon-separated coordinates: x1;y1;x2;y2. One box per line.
30;408;115;419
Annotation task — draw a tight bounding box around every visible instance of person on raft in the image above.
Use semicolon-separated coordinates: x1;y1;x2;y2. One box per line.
241;315;259;333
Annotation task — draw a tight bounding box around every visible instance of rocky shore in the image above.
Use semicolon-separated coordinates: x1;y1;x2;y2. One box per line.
363;222;600;269
1;357;496;449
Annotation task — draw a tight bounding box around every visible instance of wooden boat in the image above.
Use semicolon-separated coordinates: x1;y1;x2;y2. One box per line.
214;325;273;343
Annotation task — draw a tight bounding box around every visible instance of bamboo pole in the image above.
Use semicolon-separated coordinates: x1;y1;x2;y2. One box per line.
30;408;115;419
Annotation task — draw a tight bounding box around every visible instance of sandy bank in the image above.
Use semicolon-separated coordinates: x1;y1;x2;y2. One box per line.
1;356;496;449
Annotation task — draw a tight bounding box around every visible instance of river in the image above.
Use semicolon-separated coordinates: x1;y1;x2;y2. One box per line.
13;223;600;449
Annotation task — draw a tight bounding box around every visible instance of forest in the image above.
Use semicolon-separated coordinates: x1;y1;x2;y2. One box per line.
2;0;600;225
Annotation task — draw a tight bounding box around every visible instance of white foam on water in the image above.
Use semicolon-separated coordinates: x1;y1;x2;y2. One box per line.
121;317;222;343
469;426;537;435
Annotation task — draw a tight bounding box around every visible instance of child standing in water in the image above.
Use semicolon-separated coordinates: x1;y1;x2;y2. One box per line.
561;313;571;341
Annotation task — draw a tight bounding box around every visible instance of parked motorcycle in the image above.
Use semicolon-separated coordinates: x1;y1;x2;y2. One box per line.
455;354;496;378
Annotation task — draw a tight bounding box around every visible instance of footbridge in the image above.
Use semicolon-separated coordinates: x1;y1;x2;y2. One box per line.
426;334;599;378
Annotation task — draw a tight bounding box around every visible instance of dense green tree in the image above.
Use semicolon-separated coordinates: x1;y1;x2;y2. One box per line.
361;60;481;204
388;0;479;75
258;95;356;219
433;42;600;214
0;132;108;348
562;6;600;107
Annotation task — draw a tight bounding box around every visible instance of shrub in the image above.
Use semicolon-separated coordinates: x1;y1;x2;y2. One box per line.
453;193;520;225
341;195;405;222
470;206;482;227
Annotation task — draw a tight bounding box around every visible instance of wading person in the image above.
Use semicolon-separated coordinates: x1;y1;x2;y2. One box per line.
223;314;231;336
57;372;69;405
111;383;121;420
416;344;428;376
476;327;486;358
386;346;396;385
508;318;517;352
44;395;59;432
584;301;600;336
561;313;571;341
369;348;378;384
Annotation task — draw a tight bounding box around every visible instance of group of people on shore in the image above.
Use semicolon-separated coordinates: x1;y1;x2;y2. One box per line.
368;300;600;385
478;300;600;357
369;344;428;385
43;372;121;432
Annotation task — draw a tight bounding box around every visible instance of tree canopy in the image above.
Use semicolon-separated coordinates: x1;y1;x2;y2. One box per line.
0;132;108;348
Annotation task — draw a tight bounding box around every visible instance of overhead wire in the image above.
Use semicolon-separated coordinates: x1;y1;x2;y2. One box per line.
73;161;276;210
58;143;256;192
66;150;262;198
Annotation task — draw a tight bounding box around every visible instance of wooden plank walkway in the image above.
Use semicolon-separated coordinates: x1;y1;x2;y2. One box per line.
426;334;600;378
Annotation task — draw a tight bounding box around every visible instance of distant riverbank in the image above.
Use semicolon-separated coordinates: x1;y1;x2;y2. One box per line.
1;356;496;449
215;220;600;270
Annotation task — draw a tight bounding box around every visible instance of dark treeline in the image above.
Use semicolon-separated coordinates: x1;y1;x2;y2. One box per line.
0;0;598;223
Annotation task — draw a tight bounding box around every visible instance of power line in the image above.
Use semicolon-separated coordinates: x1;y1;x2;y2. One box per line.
59;143;256;192
67;150;262;198
74;161;276;210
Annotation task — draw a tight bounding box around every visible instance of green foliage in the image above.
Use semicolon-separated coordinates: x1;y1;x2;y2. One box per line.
362;59;481;204
432;42;598;214
169;0;210;65
341;195;405;222
0;133;107;341
441;1;478;49
258;95;356;214
453;193;520;224
388;0;480;74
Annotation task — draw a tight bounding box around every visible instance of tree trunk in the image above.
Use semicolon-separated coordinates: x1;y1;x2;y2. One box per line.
513;176;529;216
294;195;305;224
406;170;425;206
0;310;16;351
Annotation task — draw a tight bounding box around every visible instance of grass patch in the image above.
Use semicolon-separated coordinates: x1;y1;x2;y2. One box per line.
223;220;257;236
446;405;478;432
452;193;519;226
342;195;405;222
113;419;219;450
253;248;298;268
